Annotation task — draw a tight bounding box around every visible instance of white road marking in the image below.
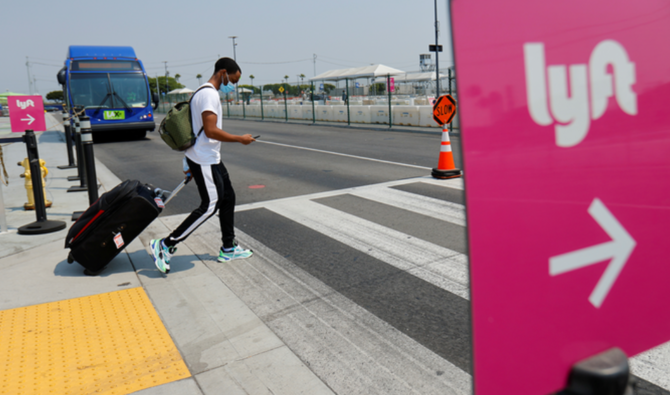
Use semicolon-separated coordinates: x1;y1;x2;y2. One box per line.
256;140;432;170
265;198;470;300
351;187;466;226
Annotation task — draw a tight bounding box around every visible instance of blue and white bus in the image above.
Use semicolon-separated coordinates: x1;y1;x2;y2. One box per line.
57;46;158;139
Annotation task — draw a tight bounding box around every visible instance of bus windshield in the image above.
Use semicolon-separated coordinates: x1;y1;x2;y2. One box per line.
110;74;148;108
69;73;148;109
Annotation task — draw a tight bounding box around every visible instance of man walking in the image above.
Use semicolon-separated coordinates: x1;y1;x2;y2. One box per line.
151;57;255;274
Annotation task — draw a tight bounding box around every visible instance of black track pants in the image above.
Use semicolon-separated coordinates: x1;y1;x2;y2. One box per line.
164;158;235;249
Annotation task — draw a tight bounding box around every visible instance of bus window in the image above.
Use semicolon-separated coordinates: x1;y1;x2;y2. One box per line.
70;74;112;109
110;74;148;108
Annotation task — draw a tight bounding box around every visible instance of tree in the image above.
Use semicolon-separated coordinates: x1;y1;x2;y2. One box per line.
323;83;336;94
147;76;184;95
249;74;255;86
46;90;63;102
370;82;385;95
284;75;289;84
196;74;202;85
174;74;181;83
299;74;305;86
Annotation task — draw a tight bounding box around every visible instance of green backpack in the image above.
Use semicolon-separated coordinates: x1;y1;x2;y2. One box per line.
158;85;215;151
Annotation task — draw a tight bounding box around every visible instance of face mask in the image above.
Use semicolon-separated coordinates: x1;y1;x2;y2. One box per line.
220;73;236;94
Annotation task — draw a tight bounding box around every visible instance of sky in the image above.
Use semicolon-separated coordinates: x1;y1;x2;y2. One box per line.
2;0;454;96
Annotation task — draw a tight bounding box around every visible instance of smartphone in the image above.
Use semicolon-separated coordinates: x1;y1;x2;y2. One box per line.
253;135;261;139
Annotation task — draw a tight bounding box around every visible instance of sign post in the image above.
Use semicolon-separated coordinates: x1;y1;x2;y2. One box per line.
7;96;66;235
450;1;670;394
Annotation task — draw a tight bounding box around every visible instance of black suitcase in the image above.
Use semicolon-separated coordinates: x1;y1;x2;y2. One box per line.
65;178;186;275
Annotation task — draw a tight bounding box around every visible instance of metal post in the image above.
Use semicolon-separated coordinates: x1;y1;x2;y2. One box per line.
229;36;239;102
388;74;393;128
284;89;288;122
156;74;161;112
260;87;264;120
434;0;441;99
57;111;76;169
346;78;350;126
448;67;453;96
18;130;66;235
448;68;453;133
80;116;98;205
66;115;81;181
311;82;316;124
242;97;246;119
68;114;87;192
25;57;33;95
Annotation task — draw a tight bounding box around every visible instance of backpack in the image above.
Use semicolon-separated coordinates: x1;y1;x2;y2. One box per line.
158;85;216;151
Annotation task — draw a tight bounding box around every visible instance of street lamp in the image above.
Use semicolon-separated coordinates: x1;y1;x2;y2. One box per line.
228;36;239;102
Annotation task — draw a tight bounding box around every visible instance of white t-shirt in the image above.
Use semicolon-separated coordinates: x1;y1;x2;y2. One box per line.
185;83;222;165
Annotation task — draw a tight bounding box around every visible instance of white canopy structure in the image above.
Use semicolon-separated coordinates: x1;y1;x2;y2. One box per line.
310;64;405;81
167;88;194;95
392;72;448;82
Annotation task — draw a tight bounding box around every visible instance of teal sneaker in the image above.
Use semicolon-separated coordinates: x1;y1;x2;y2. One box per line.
218;243;253;262
150;239;176;274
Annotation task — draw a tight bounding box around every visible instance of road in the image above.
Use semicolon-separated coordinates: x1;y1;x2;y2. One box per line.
93;117;670;395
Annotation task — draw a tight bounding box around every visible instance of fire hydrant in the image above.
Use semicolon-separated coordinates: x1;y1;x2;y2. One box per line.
18;158;52;210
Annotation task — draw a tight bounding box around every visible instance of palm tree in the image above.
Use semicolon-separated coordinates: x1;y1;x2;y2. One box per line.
249;75;255;93
196;74;202;85
175;74;181;83
299;73;305;87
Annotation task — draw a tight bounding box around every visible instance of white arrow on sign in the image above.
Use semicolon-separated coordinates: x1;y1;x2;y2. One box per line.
549;198;636;308
21;114;35;125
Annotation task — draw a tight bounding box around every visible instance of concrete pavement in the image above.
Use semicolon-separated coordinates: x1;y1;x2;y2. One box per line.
0;113;334;394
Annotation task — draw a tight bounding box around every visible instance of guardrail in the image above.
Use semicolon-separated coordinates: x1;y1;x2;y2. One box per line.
220;102;460;130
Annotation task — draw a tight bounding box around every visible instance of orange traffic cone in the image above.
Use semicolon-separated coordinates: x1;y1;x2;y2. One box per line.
431;126;462;179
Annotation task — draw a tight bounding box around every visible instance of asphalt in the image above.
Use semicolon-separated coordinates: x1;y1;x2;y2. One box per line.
0;113;334;394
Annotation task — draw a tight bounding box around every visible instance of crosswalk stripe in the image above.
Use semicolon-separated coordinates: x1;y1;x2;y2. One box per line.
350;187;466;226
235;176;463;213
265;198;470;300
231;176;670;393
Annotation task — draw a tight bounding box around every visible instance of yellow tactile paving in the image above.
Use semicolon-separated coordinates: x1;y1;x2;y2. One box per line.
0;287;190;394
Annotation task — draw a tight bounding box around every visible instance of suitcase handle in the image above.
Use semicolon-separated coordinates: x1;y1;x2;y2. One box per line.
159;176;190;206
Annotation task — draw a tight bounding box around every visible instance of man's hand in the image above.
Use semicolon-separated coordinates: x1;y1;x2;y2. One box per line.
238;134;256;145
202;112;257;145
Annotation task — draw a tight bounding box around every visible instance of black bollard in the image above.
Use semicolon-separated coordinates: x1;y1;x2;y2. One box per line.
80;116;98;205
18;130;66;235
67;116;87;192
57;111;76;169
557;348;635;395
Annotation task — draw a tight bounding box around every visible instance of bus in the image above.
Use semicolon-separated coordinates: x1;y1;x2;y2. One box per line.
57;46;158;139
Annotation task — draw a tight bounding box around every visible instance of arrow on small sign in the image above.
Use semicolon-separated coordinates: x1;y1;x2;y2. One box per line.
21;114;35;125
549;198;636;308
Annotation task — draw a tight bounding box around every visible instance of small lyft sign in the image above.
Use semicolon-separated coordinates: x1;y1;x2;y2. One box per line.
8;96;46;133
451;0;670;394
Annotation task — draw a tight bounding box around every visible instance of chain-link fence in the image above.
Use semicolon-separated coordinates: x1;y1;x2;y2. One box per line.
156;68;459;131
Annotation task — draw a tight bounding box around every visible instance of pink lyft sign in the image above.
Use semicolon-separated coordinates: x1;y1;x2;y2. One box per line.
451;1;670;394
8;95;46;132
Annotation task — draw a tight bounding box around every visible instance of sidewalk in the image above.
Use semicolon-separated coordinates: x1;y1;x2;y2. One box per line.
0;114;333;394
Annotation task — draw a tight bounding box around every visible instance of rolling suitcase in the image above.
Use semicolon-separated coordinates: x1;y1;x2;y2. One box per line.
65;178;188;275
